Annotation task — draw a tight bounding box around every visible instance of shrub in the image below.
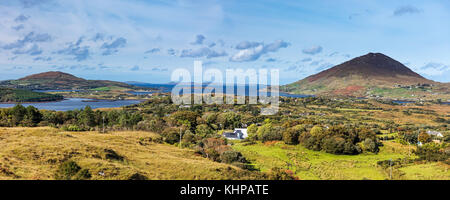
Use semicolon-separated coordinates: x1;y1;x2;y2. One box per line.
161;127;180;144
268;167;297;180
322;137;346;154
55;161;81;180
362;138;379;153
103;148;124;161
220;150;247;164
73;169;91;180
310;125;324;137
61;125;84;132
128;173;148;180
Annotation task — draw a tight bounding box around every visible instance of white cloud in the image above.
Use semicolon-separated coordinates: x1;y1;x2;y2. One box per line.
302;45;322;55
230;40;289;62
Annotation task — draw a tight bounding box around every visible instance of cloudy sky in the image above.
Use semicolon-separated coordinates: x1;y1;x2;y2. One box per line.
1;0;449;84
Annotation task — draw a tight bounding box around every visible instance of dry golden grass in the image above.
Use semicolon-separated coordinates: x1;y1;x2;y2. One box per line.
0;127;264;180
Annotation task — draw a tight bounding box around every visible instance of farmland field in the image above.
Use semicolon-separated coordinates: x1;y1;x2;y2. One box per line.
233;141;449;180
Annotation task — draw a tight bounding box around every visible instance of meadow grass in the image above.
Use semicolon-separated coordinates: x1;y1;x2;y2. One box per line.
233;141;449;180
0;127;264;180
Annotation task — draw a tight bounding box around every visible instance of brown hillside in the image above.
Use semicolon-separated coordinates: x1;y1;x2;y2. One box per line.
19;71;85;81
282;53;448;98
307;53;429;84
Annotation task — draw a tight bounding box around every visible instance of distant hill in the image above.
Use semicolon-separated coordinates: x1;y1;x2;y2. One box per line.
0;71;141;90
0;87;63;103
19;71;85;82
282;53;449;99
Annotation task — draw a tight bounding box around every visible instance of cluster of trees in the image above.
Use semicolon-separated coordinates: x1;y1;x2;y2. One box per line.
0;88;63;103
0;105;42;127
0;104;142;130
299;125;380;155
414;143;449;164
247;119;381;155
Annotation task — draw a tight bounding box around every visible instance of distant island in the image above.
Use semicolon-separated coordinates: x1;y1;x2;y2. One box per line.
0;71;156;103
0;71;143;90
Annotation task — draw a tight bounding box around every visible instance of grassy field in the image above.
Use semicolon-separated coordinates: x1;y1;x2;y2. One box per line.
0;127;264;180
232;141;449;180
90;86;129;91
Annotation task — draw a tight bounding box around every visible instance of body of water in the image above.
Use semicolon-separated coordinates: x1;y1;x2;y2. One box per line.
0;98;141;111
129;83;312;98
392;100;416;104
393;100;450;105
34;90;81;93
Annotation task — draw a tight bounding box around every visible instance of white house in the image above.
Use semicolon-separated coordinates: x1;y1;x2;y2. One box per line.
223;128;248;140
427;130;443;138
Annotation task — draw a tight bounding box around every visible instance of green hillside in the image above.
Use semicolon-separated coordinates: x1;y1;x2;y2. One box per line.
0;88;64;103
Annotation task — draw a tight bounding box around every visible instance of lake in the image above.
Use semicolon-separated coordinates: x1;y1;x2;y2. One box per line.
0;98;142;111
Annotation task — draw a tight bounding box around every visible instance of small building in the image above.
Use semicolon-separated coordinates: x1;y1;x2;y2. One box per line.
427;130;443;138
223;128;248;140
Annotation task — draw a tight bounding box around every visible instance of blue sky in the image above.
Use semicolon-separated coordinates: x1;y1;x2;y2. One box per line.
0;0;449;84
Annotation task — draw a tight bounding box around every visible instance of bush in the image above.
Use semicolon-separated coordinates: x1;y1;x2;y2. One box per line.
73;169;91;180
310;125;324;137
54;161;81;180
220;150;247;164
322;137;346;154
161;127;180;144
268;167;297;180
362;138;379;153
61;125;84;132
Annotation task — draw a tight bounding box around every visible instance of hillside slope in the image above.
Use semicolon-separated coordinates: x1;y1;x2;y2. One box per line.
0;71;140;90
282;53;449;99
0;127;266;180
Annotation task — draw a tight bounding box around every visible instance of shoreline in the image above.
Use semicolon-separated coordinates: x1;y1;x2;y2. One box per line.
0;97;147;105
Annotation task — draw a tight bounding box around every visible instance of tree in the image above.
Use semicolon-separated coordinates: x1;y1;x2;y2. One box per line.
217;112;241;130
418;132;432;144
25;106;42;126
78;106;96;128
283;125;305;145
170;111;199;132
257;123;282;142
10;104;27;126
247;124;258;140
161;127;180;144
363;138;379;153
195;124;214;138
310;125;324;137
